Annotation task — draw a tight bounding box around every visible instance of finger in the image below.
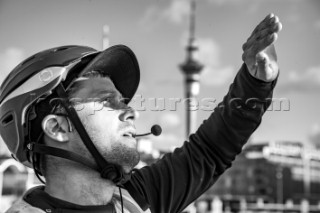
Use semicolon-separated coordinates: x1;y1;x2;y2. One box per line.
243;21;281;51
243;28;271;51
253;33;278;54
269;15;282;34
252;27;271;42
244;17;274;50
244;33;277;62
252;13;274;34
250;13;275;38
249;17;279;42
273;19;282;33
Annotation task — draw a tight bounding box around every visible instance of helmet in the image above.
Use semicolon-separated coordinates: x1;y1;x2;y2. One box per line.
0;45;140;184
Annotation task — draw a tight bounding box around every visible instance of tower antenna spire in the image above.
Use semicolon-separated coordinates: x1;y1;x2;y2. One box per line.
186;0;198;61
189;0;196;50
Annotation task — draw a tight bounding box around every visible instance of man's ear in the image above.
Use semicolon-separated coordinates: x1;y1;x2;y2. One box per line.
42;114;69;142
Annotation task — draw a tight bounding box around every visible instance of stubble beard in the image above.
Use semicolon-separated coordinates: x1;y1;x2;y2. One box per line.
79;116;140;172
103;142;140;171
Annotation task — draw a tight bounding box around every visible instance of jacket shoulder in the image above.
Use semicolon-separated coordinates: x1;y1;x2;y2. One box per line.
5;198;44;213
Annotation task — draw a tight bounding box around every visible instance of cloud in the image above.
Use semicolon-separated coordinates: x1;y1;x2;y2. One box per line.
139;0;189;29
0;47;25;84
207;0;263;15
201;66;235;87
192;37;235;86
139;6;162;31
195;38;220;67
309;123;320;148
162;0;190;24
290;66;320;83
278;65;320;93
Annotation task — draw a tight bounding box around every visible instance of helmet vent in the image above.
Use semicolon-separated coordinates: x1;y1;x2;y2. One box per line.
54;47;69;52
1;114;13;126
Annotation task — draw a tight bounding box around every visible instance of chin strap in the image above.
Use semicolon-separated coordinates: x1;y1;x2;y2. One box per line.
27;143;98;170
29;83;131;185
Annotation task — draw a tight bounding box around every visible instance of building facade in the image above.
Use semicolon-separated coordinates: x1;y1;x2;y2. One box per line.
206;141;320;209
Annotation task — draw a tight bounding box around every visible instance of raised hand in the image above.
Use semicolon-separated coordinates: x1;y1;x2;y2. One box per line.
242;14;282;82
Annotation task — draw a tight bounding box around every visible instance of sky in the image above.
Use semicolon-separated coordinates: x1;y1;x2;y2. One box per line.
0;0;320;152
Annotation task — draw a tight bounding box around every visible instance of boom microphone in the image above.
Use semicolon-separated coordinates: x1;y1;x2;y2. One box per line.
135;125;162;137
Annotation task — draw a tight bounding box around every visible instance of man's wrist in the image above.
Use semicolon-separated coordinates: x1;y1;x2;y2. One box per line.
242;63;278;88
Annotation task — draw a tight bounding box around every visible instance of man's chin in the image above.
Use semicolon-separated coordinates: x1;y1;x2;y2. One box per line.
105;144;140;171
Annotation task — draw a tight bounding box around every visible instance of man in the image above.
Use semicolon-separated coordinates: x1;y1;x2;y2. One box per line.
1;13;282;213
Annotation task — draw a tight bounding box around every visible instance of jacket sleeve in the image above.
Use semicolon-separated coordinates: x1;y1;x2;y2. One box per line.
125;64;278;213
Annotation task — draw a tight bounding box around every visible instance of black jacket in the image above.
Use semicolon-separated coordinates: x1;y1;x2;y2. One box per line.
125;64;276;213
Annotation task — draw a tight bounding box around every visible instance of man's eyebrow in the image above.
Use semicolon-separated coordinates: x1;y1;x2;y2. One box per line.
97;90;123;99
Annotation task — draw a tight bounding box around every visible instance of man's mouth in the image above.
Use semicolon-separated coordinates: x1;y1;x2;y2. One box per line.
122;130;136;138
123;132;134;138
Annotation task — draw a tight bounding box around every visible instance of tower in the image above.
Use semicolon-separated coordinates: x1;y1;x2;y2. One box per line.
179;0;204;138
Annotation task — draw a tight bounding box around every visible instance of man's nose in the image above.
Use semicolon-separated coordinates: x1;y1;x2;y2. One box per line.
119;106;139;122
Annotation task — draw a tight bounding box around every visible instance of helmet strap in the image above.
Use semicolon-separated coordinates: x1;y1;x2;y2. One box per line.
35;83;131;185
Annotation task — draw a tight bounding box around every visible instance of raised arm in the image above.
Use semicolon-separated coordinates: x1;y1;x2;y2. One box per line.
126;14;282;213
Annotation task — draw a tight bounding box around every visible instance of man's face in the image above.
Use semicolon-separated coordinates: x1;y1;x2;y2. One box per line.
69;76;140;172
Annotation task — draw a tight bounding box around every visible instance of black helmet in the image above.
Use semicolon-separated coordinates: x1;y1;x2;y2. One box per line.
0;45;140;184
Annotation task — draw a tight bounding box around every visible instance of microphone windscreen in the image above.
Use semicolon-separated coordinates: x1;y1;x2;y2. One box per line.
151;125;162;136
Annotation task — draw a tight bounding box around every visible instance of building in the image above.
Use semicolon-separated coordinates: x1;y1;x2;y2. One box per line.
139;140;320;212
204;141;320;210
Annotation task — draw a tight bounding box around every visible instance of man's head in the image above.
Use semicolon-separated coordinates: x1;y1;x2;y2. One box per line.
41;74;140;176
0;45;141;184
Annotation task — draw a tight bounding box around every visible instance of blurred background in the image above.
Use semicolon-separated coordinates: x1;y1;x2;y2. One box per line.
0;0;320;212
